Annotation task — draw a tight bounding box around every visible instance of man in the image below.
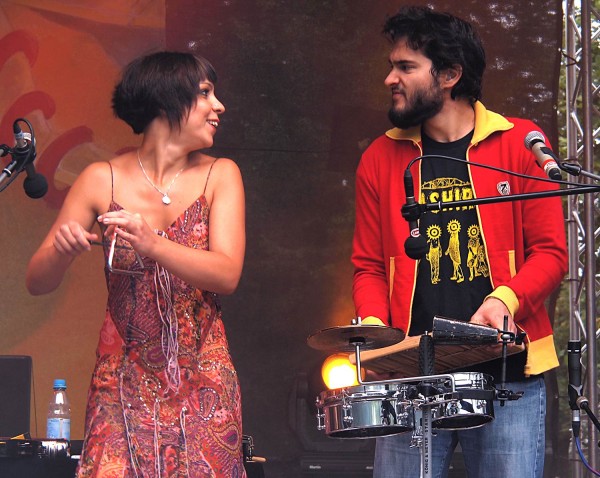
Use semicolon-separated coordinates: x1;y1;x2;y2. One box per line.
352;6;568;478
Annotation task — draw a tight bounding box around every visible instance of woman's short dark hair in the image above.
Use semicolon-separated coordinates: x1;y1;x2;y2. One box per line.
112;51;217;134
383;6;486;103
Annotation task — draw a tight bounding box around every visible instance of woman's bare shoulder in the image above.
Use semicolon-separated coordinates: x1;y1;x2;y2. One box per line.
207;156;241;177
78;159;112;179
69;159;117;212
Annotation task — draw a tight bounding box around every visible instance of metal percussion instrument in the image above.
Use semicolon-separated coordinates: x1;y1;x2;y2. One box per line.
307;323;405;352
316;383;415;438
429;371;495;429
308;316;524;478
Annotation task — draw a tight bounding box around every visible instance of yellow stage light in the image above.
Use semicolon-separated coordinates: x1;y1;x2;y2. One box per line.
321;353;362;390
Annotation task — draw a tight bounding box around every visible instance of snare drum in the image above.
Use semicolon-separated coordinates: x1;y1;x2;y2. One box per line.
431;372;494;430
316;383;414;438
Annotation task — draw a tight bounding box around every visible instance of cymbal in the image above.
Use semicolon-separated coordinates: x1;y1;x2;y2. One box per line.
307;325;405;352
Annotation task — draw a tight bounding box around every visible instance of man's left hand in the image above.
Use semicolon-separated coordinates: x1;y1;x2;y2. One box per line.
470;297;517;335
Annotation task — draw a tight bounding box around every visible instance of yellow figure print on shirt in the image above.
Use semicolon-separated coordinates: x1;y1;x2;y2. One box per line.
467;225;489;281
425;225;442;284
420;177;489;286
445;220;464;283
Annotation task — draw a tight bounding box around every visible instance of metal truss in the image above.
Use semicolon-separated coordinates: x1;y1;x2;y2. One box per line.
564;0;600;474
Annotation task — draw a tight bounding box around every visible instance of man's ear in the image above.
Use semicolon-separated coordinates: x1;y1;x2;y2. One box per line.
441;65;462;85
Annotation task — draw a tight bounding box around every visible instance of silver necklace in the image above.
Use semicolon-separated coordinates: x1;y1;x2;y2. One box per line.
137;149;185;205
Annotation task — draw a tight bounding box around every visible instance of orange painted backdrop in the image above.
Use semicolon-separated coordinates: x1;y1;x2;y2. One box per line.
0;0;165;439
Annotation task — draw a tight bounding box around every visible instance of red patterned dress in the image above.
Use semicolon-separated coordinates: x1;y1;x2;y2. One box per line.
76;194;246;478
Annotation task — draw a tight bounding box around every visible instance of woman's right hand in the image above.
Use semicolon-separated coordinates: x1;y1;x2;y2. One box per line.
52;220;99;256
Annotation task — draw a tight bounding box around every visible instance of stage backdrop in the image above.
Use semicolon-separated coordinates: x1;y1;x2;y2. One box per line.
0;1;562;476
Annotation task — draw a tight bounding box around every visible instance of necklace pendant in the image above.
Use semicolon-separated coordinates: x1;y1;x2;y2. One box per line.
162;195;172;205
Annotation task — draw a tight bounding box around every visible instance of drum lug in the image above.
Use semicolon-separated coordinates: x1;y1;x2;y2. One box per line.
316;408;325;431
342;403;353;424
447;401;459;416
410;426;422;448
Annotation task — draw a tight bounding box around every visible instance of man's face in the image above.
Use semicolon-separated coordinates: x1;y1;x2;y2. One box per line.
385;39;444;129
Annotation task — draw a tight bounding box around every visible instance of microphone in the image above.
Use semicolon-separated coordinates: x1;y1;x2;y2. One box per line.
13;122;47;198
568;340;583;437
402;169;427;259
13;122;28;151
524;131;562;180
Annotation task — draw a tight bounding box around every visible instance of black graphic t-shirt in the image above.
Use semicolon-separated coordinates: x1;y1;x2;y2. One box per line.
410;130;492;335
410;130;527;382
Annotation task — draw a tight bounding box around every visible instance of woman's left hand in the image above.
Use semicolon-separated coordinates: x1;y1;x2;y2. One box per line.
97;210;159;257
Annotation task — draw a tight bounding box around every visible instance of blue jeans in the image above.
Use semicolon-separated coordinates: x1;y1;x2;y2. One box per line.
374;376;546;478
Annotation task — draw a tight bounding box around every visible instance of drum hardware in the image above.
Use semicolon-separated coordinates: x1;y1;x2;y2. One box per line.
312;323;463;443
242;435;254;461
414;332;439;477
308;316;521;478
242;434;267;464
495;315;527;406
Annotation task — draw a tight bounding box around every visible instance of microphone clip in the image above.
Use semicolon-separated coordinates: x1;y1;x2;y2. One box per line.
0;144;10;158
401;201;423;223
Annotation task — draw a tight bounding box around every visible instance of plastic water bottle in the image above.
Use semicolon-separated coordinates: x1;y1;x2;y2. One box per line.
46;379;71;441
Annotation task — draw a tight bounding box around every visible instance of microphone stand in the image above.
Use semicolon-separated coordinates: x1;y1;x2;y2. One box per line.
403;183;600;220
0;147;29;192
558;161;600;182
0;118;36;192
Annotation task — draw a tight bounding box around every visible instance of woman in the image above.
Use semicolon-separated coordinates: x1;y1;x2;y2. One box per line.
26;51;246;477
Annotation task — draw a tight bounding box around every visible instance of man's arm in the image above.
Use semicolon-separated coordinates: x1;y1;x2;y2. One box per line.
352;155;391;324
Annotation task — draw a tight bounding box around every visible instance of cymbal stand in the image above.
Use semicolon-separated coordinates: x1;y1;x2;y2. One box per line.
410;334;462;478
415;334;435;478
352;332;458;478
496;315;526;406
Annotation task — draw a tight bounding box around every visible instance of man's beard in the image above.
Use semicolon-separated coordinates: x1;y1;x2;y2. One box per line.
388;82;444;129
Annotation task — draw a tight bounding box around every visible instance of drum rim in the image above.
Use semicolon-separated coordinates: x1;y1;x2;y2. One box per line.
318;383;411;401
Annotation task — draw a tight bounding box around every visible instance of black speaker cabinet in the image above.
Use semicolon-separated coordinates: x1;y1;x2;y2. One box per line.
0;355;32;437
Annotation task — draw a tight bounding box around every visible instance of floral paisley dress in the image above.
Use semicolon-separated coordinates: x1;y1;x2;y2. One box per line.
76;161;246;478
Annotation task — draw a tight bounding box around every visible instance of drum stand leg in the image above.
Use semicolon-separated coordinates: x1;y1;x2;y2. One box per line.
419;406;434;478
353;334;440;478
418;334;434;478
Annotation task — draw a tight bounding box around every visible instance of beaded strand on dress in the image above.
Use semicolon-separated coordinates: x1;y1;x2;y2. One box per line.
154;261;182;393
119;373;142;478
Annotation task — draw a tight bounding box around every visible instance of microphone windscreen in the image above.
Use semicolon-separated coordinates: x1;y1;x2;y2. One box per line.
404;236;428;260
24;174;48;198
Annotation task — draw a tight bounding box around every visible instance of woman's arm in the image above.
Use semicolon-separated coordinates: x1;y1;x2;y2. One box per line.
26;162;109;295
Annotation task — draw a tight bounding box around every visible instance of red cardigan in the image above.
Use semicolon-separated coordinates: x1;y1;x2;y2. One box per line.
352;102;568;376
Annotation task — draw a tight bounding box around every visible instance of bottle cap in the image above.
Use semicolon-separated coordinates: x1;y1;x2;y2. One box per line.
53;379;67;389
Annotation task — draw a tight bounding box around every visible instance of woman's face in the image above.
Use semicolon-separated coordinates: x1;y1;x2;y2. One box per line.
181;80;225;148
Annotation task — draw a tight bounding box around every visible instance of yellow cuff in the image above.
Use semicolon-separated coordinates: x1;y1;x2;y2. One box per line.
524;335;559;376
360;316;386;326
485;285;519;318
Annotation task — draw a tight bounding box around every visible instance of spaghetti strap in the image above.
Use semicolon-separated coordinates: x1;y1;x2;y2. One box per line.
108;162;115;203
202;158;219;196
